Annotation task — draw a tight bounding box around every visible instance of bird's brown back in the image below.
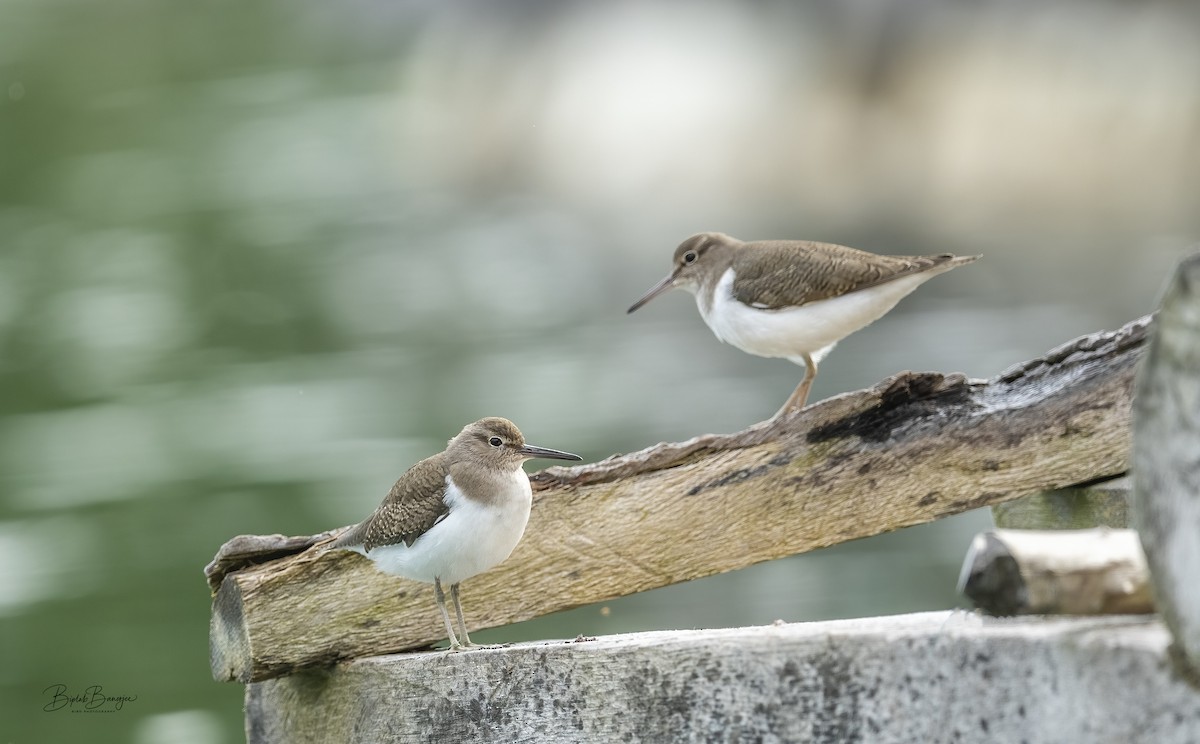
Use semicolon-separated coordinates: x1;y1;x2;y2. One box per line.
731;240;971;309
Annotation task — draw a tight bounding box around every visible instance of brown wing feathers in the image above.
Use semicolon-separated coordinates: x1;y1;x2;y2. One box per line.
732;241;960;310
332;454;451;551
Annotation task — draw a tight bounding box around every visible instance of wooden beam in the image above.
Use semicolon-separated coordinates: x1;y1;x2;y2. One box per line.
957;528;1152;615
209;316;1148;683
991;475;1130;529
1133;251;1200;683
244;612;1200;744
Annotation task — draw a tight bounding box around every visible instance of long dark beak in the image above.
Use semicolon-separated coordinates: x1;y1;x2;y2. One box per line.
627;271;677;314
518;444;582;462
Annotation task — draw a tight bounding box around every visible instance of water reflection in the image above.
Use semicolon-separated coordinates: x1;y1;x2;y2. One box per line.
0;517;100;616
2;0;1196;741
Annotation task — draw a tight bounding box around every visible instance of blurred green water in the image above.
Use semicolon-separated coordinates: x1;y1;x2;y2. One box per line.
2;1;1198;741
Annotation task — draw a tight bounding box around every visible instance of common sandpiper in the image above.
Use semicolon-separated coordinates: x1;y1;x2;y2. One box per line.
331;417;581;650
628;232;980;417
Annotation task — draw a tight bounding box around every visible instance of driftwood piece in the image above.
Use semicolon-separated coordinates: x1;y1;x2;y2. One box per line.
210;316;1148;683
1133;252;1200;681
991;475;1130;529
244;612;1200;744
957;528;1152;615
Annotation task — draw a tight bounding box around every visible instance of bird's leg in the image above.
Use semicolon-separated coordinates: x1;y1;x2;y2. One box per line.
450;583;475;648
776;352;818;417
434;577;462;650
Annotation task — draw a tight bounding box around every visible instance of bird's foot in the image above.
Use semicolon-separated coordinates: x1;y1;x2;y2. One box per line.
463;641;512;650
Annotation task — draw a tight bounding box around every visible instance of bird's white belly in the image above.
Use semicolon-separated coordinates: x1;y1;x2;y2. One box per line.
358;473;532;586
698;268;937;362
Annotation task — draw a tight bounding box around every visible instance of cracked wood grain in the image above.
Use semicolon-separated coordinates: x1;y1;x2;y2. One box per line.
209;315;1148;683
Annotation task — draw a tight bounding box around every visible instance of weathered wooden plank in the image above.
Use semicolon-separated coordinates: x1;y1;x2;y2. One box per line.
957;528;1152;615
991;475;1130;529
245;612;1200;744
210;316;1148;683
1133;251;1200;683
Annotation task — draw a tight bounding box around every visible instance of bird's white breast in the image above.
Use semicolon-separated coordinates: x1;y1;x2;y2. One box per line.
358;471;532;586
697;267;940;363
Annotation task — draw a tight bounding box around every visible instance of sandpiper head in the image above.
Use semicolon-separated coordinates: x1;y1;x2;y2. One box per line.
449;417;582;470
627;232;740;313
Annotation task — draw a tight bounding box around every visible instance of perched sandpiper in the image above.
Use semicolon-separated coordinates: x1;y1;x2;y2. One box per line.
628;232;980;416
331;417;581;650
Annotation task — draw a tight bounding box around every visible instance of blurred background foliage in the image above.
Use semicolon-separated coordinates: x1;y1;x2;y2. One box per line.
2;0;1198;741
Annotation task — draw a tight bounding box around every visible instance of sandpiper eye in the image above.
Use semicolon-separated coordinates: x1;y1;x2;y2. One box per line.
489;437;502;447
683;251;698;265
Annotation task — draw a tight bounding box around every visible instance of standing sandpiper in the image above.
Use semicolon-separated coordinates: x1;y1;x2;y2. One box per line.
628;232;980;416
331;417;581;650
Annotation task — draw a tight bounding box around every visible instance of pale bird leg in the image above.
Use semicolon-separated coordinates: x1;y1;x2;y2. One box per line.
776;352;818;417
434;577;462;650
450;582;475;648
